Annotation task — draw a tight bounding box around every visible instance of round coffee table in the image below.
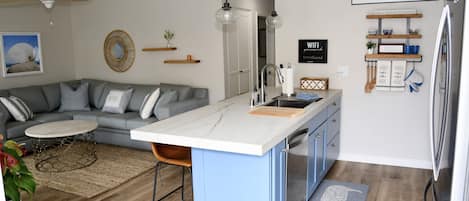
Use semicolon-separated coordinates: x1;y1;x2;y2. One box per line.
25;120;98;172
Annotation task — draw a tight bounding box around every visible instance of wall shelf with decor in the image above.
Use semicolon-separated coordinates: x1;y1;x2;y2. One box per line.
365;54;422;62
164;59;201;64
364;11;424;94
366;13;422;19
366;34;422;39
142;47;177;52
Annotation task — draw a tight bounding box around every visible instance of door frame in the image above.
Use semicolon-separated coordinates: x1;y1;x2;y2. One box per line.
223;8;258;98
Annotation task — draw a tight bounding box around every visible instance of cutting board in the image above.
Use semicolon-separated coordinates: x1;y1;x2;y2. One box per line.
249;106;304;118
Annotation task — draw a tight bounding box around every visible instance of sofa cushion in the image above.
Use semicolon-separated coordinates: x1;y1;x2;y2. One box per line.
153;91;178;120
194;88;209;99
97;83;131;109
126;116;158;130
33;112;73;123
8;86;49;113
160;83;193;101
0;100;11;134
6;120;40;139
41;83;61;112
81;79;107;108
127;84;159;112
72;110;106;121
0;90;8;97
59;82;91;112
97;112;139;130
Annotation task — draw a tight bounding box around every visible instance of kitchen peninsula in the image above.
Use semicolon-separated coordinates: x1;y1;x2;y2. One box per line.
131;89;342;201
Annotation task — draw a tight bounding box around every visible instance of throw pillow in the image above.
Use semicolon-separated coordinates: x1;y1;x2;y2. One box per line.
0;100;11;124
102;89;134;114
153;90;178;120
0;96;34;122
139;88;161;119
59;82;91;112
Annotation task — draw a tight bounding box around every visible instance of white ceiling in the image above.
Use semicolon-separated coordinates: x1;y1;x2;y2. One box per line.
0;0;87;7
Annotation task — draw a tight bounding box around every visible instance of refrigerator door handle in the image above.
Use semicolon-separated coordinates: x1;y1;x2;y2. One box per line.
430;5;452;181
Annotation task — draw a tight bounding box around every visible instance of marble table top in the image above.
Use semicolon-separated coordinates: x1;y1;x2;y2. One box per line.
25;120;98;138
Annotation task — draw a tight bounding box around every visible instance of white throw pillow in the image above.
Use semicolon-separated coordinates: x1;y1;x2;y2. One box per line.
139;88;161;119
102;89;134;114
0;96;34;122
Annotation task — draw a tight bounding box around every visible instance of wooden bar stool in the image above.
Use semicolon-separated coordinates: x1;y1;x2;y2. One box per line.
151;143;192;201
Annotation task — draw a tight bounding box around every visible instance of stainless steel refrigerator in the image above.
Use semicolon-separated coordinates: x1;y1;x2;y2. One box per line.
428;0;466;200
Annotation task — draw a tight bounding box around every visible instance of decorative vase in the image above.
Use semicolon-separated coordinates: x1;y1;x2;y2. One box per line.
367;48;374;54
166;40;172;48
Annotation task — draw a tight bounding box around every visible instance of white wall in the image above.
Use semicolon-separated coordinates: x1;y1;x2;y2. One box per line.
0;5;76;89
71;0;225;103
71;0;273;103
276;1;443;169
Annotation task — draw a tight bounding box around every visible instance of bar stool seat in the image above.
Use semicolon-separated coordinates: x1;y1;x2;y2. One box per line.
151;143;192;201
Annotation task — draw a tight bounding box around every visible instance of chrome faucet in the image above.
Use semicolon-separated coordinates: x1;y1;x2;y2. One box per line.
259;64;285;104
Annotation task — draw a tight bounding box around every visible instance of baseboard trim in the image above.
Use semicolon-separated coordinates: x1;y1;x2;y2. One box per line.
338;153;433;170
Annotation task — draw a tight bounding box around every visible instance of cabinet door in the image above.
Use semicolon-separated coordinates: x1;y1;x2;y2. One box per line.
307;123;326;197
326;133;340;172
271;140;287;201
316;126;326;178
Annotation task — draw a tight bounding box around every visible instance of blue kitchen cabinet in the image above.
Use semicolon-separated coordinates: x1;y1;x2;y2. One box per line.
307;97;341;199
191;96;341;201
307;122;327;198
191;140;286;201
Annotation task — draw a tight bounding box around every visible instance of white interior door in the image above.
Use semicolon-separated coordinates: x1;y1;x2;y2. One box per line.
224;9;254;98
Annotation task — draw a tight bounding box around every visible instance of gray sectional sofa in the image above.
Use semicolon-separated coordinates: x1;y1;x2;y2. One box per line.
0;79;209;150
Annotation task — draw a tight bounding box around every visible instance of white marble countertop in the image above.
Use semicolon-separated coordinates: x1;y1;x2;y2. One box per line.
131;88;342;156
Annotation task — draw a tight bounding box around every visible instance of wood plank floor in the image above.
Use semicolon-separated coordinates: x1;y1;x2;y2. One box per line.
326;161;432;201
23;161;431;201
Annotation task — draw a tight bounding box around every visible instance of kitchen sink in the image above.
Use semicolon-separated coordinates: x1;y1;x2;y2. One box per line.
264;97;322;109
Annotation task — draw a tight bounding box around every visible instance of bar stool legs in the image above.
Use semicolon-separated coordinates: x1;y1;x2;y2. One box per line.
181;167;185;201
152;162;190;201
152;162;160;201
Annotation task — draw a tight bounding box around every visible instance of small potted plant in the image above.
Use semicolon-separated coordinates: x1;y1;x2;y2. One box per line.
163;30;175;48
366;41;377;54
1;136;36;201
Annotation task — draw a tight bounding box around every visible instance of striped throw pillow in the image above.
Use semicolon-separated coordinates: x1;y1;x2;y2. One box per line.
139;88;161;119
0;96;34;122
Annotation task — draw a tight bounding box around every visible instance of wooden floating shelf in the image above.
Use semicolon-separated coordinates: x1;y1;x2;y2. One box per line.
365;54;422;60
367;13;423;19
142;47;177;51
367;34;422;39
164;59;201;64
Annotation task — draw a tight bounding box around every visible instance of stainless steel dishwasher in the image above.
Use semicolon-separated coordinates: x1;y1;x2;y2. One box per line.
286;123;309;201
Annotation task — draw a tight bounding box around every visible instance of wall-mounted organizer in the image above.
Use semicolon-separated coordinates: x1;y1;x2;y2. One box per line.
364;11;423;93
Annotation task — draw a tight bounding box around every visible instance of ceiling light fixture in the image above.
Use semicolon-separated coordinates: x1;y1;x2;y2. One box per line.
216;0;238;25
40;0;55;9
266;1;282;30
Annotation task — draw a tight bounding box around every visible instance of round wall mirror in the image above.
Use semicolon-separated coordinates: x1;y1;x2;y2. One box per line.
104;30;135;72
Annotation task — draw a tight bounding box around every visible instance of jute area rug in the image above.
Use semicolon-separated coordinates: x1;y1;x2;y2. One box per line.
23;144;156;198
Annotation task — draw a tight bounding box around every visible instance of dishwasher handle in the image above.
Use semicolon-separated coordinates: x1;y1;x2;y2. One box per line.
287;128;309;149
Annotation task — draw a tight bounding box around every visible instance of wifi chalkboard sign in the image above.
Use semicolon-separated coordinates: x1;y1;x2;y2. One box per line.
299;40;328;63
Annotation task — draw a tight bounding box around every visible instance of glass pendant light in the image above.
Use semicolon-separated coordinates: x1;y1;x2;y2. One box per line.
266;1;282;30
40;0;55;9
40;0;55;26
216;0;238;25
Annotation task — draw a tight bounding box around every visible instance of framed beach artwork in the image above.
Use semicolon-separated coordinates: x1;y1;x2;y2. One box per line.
0;32;44;77
352;0;434;4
